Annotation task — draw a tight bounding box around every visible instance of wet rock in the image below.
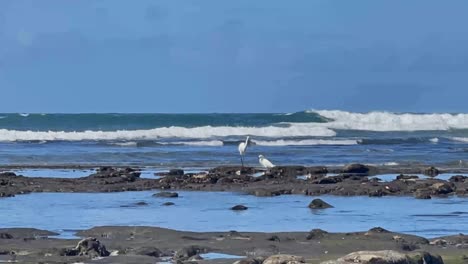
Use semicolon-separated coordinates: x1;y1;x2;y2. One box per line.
61;237;110;258
368;227;390;233
121;201;148;208
231;205;248;211
307;166;328;175
162;202;175;206
174;245;207;260
308;199;333;209
431;182;453;195
267;235;281;242
153;192;179;198
306;229;328;240
88;167;141;183
430;239;448;246
0;172;16;177
414;189;432;199
398;242;419;251
263;254;305;264
132;247;163;257
0;233;13;239
268;166;308;178
396;174;419;180
209;166;256;176
233;258;263;264
408;252;444;264
449;175;467;183
169;169;184;176
251;189;281;197
320;250;443;264
317;177;343;184
424;166;440;177
368;189;385;197
342;164;376;175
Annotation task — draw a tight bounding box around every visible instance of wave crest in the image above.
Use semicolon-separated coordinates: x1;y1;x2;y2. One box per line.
0;125;336;142
253;139;358;146
311;110;468;131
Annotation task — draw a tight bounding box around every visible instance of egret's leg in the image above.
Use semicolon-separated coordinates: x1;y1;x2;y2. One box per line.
240;155;244;168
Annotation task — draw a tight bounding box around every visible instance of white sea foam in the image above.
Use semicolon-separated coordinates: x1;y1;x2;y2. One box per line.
111;142;138;147
252;139;358;146
311;110;468;131
451;137;468;143
429;137;439;143
169;140;224;146
19;113;30;117
0;125;336;142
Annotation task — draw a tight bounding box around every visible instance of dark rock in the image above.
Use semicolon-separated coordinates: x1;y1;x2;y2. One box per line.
0;233;13;239
449;175;467;183
162;202;175;206
135;201;148;206
398;243;419;251
414;189;432;199
61;237;110;258
153;192;179;198
308;199;333;209
368;227;390;233
396;174;419;180
0;172;16;177
233;258;263;264
431;182;453;195
306;229;328;240
209;166;255;176
267;235;281;242
424;166;440;177
317;177;343;184
342;164;376;175
231;205;248;211
268;166;308;178
307;166;328;175
368;189;385;197
174;245;207;260
252;189;281;197
169;169;184;176
408;252;444;264
132;247;163;257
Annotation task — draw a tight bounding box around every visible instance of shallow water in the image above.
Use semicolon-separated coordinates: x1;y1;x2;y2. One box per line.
0;191;466;238
369;173;468;182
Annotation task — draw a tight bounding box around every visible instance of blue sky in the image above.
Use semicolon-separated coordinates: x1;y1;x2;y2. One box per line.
1;0;468;113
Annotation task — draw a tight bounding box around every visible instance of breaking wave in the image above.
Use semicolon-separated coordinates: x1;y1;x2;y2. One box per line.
0;125;336;142
252;139;358;146
310;110;468;131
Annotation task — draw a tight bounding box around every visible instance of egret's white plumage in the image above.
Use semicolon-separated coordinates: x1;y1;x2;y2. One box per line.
258;154;275;169
238;136;250;167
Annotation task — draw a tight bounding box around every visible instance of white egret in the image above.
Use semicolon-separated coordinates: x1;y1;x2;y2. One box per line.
238;136;250;167
258;154;275;169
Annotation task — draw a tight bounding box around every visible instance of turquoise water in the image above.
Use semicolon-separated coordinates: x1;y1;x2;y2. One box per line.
0;191;466;238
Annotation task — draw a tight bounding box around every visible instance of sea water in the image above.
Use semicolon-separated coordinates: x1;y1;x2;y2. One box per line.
0;111;467;168
0;191;466;238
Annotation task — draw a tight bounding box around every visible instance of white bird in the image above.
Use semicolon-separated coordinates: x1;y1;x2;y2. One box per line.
238;136;250;167
258;154;275;169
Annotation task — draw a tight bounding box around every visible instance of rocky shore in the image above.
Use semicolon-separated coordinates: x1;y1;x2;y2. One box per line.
0;226;466;263
0;164;467;199
0;165;467;263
